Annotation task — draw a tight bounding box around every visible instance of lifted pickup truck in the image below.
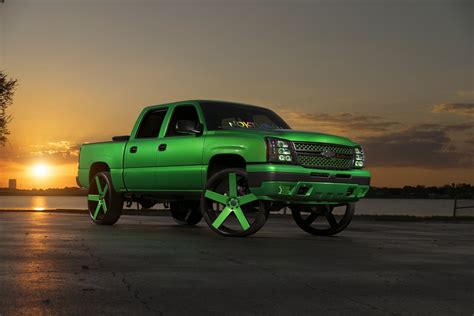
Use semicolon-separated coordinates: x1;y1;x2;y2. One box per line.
77;100;370;237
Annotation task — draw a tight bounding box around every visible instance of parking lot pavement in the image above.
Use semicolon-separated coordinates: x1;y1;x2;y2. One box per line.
0;211;473;315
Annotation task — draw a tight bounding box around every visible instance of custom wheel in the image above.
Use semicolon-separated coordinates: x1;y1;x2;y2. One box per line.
201;168;268;237
170;201;203;225
291;203;355;236
87;171;123;225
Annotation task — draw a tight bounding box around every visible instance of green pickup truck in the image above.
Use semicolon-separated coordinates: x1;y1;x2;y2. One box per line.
77;100;370;237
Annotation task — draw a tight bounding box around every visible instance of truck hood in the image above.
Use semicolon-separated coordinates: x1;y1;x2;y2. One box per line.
215;129;358;147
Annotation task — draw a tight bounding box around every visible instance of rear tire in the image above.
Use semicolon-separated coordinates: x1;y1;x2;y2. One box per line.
170;201;203;225
87;171;123;225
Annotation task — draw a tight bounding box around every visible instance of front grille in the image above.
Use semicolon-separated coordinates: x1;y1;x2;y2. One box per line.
293;142;354;170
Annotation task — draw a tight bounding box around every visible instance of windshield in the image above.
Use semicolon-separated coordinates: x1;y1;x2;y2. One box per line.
200;101;291;131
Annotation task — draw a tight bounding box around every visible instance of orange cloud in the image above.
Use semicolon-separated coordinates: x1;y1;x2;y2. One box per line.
271;108;473;169
273;108;399;139
432;103;474;117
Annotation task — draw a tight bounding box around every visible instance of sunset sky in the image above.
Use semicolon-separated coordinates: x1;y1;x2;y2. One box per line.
0;0;472;189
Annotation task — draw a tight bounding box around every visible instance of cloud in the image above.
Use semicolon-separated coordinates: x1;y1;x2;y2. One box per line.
29;141;80;163
0;140;80;164
275;109;400;138
362;124;474;168
432;103;474;117
456;91;474;99
412;122;474;133
273;108;473;169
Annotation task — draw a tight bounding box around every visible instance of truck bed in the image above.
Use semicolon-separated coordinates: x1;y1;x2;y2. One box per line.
77;140;128;188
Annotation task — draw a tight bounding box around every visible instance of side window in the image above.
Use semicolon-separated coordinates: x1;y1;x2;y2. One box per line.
136;108;168;139
166;105;200;137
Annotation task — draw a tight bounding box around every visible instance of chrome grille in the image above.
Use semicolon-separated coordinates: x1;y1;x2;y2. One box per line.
293;142;354;169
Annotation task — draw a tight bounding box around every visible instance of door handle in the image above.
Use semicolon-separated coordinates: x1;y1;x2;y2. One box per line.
158;144;167;151
130;146;138;153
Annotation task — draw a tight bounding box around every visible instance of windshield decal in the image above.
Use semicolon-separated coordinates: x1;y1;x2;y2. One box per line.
228;120;257;128
227;120;277;129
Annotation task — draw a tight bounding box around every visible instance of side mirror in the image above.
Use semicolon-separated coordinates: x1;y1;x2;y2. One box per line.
176;120;203;135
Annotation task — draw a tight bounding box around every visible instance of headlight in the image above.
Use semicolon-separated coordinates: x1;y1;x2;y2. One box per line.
266;138;295;164
353;147;365;168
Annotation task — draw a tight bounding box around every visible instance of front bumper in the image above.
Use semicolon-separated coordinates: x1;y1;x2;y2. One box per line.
247;164;371;204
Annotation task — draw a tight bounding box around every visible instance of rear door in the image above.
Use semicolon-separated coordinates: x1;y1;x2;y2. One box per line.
154;104;205;191
123;107;168;191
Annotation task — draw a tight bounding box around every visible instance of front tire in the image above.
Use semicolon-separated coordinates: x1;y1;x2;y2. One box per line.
291;203;355;236
87;171;123;225
201;168;268;237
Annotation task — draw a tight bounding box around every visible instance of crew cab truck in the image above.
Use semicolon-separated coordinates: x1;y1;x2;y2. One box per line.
77;100;371;237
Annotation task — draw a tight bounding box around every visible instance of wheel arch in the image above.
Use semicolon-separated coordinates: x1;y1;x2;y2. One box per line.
206;154;246;180
89;162;110;182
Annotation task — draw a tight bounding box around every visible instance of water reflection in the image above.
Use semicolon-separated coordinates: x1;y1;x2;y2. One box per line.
31;196;46;211
14;211;58;314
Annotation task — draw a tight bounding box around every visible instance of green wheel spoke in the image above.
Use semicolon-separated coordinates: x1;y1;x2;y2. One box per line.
102;200;108;214
88;194;100;202
233;207;250;231
238;193;258;206
89;174;111;221
102;184;108;196
228;173;237;197
212;207;232;229
92;202;102;220
95;176;103;194
205;190;228;205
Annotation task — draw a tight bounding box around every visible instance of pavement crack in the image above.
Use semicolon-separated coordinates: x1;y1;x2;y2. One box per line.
121;276;163;315
79;241;162;314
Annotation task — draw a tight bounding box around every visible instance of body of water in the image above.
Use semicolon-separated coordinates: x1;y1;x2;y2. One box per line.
0;196;472;217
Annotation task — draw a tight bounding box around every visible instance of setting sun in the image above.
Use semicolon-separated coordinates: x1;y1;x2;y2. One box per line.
31;163;50;178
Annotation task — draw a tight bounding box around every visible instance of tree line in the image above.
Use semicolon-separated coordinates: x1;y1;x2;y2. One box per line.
367;184;473;199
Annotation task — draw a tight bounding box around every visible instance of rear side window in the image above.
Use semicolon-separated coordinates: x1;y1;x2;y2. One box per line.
136;108;168;139
166;105;200;137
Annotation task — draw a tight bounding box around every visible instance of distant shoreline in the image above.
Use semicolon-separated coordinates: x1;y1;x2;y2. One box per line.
0;208;472;221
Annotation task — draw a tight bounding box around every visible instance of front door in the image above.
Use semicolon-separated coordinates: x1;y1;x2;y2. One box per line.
123;107;168;191
155;104;205;191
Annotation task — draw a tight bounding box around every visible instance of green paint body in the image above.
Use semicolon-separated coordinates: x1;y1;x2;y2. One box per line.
77;100;371;205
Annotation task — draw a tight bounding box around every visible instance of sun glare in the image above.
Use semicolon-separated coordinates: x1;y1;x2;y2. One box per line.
32;163;50;178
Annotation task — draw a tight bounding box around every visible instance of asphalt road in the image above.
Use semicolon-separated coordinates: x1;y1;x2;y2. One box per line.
0;212;473;316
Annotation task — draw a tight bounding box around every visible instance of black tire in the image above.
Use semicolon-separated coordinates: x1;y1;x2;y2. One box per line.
291;203;355;236
201;168;269;237
170;201;203;225
87;171;123;225
139;199;155;209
